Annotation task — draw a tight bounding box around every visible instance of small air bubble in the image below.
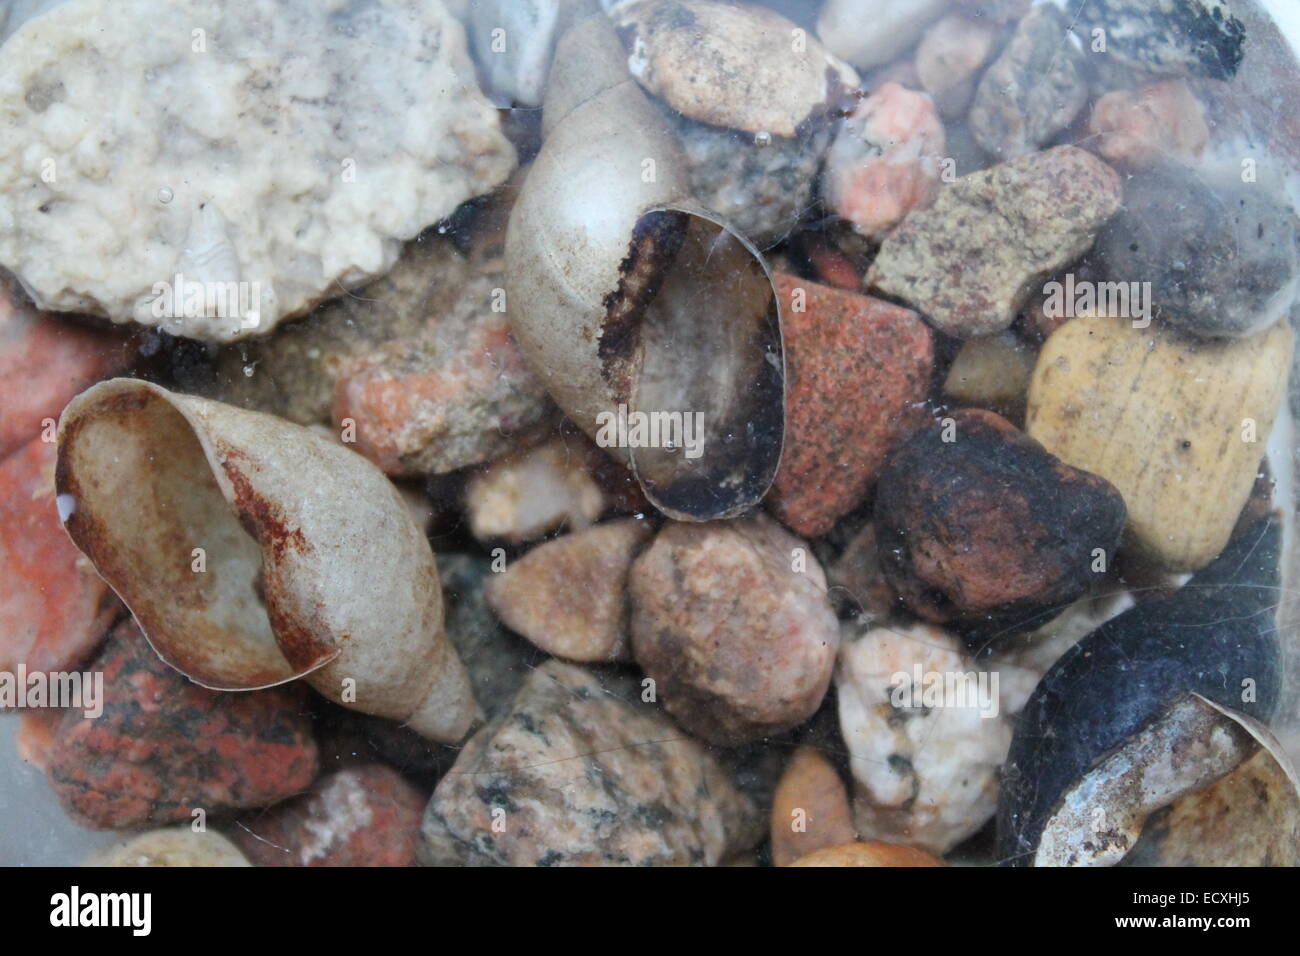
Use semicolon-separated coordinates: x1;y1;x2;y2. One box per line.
754;131;772;147
157;186;173;204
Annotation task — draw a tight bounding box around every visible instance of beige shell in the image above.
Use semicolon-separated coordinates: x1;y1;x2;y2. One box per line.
506;10;785;521
55;378;480;743
611;0;858;137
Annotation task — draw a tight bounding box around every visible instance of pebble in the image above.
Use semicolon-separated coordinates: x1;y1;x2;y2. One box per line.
825;521;899;621
836;621;1011;854
942;331;1037;414
332;269;555;476
817;0;948;70
787;841;944;866
464;437;609;545
968;4;1089;160
234;765;426;867
486;518;652;663
915;15;1002;120
953;0;1030;20
44;620;319;829
419;659;762;866
0;284;128;460
84;829;251;867
1026;314;1292;572
822;82;947;241
629;514;840;745
770;746;857;867
767;274;934;538
1093;163;1299;339
0;436;119;675
867;146;1123;338
0;0;516;339
1087;80;1209;169
874;409;1126;633
1074;0;1247;81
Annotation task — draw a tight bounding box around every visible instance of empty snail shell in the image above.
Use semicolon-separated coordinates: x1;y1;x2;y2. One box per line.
55;378;481;744
505;10;785;521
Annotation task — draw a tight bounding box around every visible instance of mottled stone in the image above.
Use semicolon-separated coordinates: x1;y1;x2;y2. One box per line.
0;0;515;340
0;284;129;460
0;436;119;675
767;274;933;537
1026;314;1291;571
787;841;944;866
770;745;857;866
333;269;555;476
837;621;1011;854
915;15;1002;119
419;659;761;866
45;620;318;829
235;764;426;866
464;438;609;544
1094;163;1299;339
874;409;1126;633
85;829;251;867
969;5;1088;160
1074;0;1246;81
867;146;1123;338
486;518;653;662
1088;80;1209;169
629;513;840;745
823;83;946;240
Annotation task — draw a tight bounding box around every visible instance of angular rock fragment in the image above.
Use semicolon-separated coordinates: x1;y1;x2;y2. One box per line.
464;438;609;545
767;274;933;538
0;436;119;676
45;620;318;829
1087;80;1209;169
867;146;1123;338
1026;314;1291;571
0;0;516;339
235;765;426;867
485;518;653;663
770;746;857;867
969;4;1088;159
874;409;1126;633
1074;0;1247;81
629;513;840;745
837;621;1011;854
419;660;761;866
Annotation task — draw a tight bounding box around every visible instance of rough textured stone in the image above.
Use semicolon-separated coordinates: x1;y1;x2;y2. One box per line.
486;518;653;663
770;745;857;866
1088;80;1209;169
1073;0;1246;81
0;0;515;339
969;5;1088;159
0;435;119;675
1026;314;1291;572
915;15;1001;119
45;620;318;829
332;268;554;476
464;437;608;545
767;274;933;537
1094;164;1299;339
867;146;1123;338
234;764;425;866
419;659;761;866
837;621;1011;854
85;828;251;867
629;513;840;745
0;283;129;459
874;409;1126;633
823;83;946;241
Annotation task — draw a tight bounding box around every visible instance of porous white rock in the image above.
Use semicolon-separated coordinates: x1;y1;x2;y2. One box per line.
0;0;516;341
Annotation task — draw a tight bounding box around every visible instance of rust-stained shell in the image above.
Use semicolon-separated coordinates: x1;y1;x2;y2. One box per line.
506;10;785;521
611;0;859;137
55;378;480;743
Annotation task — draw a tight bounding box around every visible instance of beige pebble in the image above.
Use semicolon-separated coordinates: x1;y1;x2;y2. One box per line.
464;438;607;545
84;828;251;867
787;841;944;867
1026;315;1292;572
942;331;1037;413
770;746;858;867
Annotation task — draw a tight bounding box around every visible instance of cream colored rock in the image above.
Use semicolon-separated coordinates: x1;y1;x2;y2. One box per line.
915;14;1001;120
1026;315;1292;572
0;0;515;340
836;621;1011;854
85;829;251;867
817;0;947;71
613;0;858;137
465;438;607;545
